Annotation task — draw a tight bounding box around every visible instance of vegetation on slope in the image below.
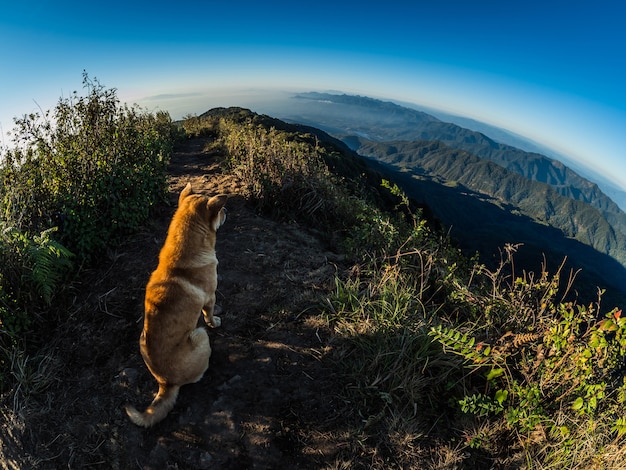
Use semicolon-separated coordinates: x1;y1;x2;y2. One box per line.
1;83;626;468
0;74;177;391
186;110;626;468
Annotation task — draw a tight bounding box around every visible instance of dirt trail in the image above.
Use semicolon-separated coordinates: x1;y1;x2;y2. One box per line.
3;138;352;469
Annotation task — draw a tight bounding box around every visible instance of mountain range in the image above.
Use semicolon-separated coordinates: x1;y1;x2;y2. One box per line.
246;92;626;301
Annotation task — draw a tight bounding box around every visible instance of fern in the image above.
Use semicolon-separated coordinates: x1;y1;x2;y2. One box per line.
429;324;493;364
25;227;74;304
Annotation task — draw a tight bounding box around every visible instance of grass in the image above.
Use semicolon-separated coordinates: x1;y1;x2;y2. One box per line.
327;244;626;467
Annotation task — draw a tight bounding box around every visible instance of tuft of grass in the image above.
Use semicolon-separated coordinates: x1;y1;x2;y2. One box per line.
217;118;357;227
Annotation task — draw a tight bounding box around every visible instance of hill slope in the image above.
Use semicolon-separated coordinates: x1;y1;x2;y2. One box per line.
282;92;626;235
354;139;626;303
355;138;626;265
4;111;626;469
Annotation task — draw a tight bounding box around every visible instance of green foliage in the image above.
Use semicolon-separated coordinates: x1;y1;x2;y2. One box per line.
1;226;74;306
218;118;357;228
0;73;175;392
429;256;626;465
324;174;626;466
0;73;175;261
180;114;219;138
0;226;72;390
325;218;470;451
26;228;74;305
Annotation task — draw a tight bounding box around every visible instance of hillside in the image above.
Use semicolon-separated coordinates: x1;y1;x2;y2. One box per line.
399;102;626;212
3;104;626;469
281;92;626;236
351;138;626;299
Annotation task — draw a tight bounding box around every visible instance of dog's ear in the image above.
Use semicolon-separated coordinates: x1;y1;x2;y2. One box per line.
207;194;228;231
179;183;193;205
207;194;228;210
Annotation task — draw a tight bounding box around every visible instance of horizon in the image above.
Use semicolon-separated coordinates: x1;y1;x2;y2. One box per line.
1;1;625;190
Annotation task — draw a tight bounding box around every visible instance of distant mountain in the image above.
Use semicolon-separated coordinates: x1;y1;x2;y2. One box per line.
294;93;621;204
354;138;626;272
396;101;626;212
277;93;626;229
264;92;626;236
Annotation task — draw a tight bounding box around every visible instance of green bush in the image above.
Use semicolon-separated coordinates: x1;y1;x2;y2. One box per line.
218;118;356;226
0;73;176;392
430;255;626;467
0;73;176;261
327;207;626;466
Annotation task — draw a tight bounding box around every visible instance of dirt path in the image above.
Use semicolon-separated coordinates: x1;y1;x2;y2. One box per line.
4;138;352;469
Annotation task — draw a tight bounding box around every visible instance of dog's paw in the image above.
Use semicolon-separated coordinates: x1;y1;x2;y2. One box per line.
211;316;221;328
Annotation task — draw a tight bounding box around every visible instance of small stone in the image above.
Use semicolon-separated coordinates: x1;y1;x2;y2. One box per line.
198;452;214;469
118;368;139;387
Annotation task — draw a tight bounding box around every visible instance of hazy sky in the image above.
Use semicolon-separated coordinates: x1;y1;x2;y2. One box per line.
1;1;625;188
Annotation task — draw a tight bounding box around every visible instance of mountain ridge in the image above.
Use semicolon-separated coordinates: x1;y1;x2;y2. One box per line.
288;92;626;226
198;107;626;302
354;138;626;265
393;99;626;211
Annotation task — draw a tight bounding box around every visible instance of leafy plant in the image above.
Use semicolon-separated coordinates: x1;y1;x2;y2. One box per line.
0;73;175;393
0;72;176;261
430;256;626;465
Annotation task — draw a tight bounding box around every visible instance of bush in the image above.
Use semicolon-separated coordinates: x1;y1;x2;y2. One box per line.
0;73;176;261
0;73;176;392
430;252;626;467
218;118;356;226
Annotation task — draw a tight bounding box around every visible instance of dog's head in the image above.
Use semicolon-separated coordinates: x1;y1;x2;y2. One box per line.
179;183;228;233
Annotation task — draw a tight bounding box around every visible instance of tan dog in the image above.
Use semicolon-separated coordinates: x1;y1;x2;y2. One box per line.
126;183;227;427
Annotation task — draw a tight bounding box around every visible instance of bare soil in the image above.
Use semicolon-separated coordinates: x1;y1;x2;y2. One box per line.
1;138;357;469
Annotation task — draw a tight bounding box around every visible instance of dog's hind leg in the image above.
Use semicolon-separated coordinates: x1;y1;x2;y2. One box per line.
188;328;211;383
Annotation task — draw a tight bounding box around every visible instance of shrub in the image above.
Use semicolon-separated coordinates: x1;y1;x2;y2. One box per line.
0;73;175;392
0;73;176;261
218;118;356;226
430;253;626;467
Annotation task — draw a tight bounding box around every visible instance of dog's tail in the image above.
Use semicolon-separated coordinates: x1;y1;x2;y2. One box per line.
125;383;180;427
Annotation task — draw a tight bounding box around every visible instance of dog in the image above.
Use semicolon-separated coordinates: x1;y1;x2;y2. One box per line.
125;183;227;427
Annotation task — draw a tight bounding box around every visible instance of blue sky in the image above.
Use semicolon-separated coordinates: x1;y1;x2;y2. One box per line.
1;0;625;189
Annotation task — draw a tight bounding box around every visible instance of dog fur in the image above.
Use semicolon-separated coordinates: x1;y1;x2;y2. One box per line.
125;183;227;427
